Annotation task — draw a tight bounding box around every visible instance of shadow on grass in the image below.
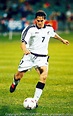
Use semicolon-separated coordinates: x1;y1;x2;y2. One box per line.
0;105;11;116
0;105;40;116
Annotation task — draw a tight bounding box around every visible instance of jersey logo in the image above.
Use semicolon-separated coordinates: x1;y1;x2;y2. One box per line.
35;32;39;34
47;31;49;34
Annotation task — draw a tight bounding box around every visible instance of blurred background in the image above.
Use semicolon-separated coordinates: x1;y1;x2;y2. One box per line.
0;1;73;115
0;0;73;36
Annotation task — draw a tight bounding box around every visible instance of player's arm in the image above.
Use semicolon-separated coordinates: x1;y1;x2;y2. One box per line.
21;42;30;55
54;33;69;45
21;26;31;55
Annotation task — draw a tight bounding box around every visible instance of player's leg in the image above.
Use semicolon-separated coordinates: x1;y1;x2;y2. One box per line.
10;54;32;93
10;70;27;93
34;66;48;102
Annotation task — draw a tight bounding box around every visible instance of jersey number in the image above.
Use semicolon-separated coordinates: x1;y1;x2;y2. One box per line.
42;37;45;42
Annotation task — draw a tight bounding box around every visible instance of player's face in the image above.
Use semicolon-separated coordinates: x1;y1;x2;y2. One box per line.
35;16;45;28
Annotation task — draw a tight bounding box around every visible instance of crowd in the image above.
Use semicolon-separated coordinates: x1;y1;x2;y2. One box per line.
0;0;73;35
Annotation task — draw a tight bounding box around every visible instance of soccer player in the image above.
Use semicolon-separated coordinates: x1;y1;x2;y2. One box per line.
10;10;69;107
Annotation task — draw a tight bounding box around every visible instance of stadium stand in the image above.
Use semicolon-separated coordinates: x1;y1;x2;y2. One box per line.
0;0;73;35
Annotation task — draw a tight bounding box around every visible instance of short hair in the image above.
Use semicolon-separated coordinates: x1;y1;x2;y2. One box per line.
35;10;47;19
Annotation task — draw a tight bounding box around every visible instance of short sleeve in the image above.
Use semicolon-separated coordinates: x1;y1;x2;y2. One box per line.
21;26;31;43
49;27;56;37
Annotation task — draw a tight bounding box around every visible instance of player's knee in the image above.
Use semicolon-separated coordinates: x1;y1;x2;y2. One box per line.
20;72;24;78
15;72;24;79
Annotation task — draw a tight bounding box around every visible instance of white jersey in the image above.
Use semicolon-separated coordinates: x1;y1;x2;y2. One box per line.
21;24;56;55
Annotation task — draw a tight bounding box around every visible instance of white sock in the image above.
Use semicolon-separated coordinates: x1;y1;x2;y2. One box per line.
34;88;43;102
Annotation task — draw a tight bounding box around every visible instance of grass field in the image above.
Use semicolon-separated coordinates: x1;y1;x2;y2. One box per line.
0;32;73;116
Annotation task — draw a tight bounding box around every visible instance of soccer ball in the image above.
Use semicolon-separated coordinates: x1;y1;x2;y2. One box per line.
23;98;36;110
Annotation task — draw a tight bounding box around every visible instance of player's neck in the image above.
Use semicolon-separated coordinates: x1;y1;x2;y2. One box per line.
36;24;46;29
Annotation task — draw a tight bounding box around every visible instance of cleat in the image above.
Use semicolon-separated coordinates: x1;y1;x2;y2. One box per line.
10;83;17;93
36;103;38;108
34;99;38;108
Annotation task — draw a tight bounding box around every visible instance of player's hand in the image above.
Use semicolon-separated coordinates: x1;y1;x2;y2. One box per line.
21;42;31;55
62;39;69;45
24;49;31;55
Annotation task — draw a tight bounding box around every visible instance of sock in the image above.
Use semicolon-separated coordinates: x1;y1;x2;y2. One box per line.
13;76;20;85
34;82;45;102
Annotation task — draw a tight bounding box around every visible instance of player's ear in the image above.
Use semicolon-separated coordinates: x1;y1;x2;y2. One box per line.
34;19;37;24
44;19;46;23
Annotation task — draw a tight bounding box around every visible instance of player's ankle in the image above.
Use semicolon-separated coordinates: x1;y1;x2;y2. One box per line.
13;77;20;85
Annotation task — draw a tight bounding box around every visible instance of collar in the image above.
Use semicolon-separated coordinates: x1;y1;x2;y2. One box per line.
36;24;46;29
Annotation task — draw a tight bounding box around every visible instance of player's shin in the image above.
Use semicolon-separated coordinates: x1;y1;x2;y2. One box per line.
33;82;45;102
13;75;20;85
13;71;24;85
10;75;20;93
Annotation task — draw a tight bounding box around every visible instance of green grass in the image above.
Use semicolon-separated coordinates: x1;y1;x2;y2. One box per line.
0;32;73;116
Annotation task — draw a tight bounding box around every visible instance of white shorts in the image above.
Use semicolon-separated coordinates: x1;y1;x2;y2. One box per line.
18;53;49;72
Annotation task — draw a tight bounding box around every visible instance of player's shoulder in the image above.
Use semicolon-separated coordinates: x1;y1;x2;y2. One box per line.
45;24;54;31
22;24;36;34
45;24;52;28
25;24;36;30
